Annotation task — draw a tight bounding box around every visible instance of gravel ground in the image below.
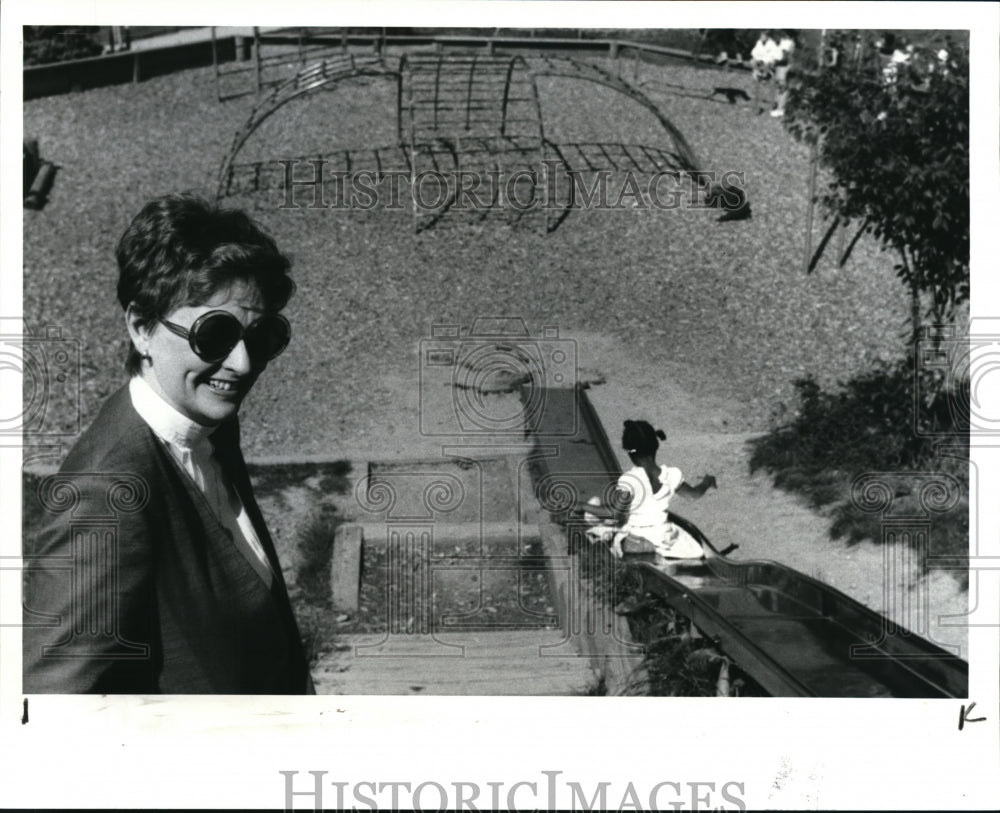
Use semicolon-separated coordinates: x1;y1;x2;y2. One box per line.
22;49;966;656
24;52;909;456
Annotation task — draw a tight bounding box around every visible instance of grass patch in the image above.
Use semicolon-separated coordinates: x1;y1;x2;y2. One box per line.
247;461;353;666
247;460;352;497
748;358;969;585
294;504;343;606
290;504;344;665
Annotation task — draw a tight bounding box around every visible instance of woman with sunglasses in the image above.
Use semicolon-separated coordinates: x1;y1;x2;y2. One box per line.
23;193;313;694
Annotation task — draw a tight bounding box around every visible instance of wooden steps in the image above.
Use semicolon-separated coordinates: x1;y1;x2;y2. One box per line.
313;629;597;695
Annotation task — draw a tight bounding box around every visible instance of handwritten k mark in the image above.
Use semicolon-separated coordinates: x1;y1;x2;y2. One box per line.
958;701;986;731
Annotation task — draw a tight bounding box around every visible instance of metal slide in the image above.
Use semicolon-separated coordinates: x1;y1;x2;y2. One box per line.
527;385;968;698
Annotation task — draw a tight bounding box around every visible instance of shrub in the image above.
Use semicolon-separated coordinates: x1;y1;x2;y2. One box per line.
24;26;104;66
748;358;969;578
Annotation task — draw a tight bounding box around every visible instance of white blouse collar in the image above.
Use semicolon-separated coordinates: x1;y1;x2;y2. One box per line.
129;375;216;451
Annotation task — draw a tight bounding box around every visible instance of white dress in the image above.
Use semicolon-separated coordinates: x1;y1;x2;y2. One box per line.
614;464;703;559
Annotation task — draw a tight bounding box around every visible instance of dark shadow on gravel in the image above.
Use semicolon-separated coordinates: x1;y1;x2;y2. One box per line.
747;359;969;587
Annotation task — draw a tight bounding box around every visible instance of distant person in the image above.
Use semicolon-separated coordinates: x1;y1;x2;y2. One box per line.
23;193;313;694
585;420;717;559
770;31;796;117
104;26;130;53
750;31;782;113
750;30;779;80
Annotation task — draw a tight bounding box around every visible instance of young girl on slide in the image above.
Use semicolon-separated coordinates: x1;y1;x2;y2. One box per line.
586;419;718;559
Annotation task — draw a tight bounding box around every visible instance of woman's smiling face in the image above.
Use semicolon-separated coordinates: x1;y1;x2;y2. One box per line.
132;281;272;426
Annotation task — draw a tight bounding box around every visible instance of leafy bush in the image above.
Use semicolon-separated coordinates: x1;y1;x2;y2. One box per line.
24;26;104;66
752;361;965;476
748;359;969;577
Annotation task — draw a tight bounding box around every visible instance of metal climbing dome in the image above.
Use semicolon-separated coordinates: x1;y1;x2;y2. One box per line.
217;50;702;232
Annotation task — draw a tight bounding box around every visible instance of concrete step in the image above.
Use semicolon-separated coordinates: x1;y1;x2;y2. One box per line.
313;628;596;695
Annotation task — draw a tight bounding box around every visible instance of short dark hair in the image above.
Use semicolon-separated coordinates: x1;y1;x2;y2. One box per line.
622;419;666;457
116;193;295;374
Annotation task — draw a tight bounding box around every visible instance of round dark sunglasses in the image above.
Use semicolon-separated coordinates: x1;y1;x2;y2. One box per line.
158;310;291;364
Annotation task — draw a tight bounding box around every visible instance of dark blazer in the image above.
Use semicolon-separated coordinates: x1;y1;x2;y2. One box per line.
23;385;314;694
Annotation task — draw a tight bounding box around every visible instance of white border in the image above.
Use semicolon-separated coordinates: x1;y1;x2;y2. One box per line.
2;2;998;810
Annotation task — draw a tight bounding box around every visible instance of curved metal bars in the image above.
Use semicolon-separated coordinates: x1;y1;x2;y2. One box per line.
218;52;699;201
524;55;700;172
397;53;544;144
217;54;400;199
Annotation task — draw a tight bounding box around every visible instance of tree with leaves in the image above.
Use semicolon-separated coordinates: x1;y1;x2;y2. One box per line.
784;32;969;343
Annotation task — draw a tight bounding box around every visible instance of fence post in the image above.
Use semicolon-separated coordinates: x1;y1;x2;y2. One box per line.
211;27;222;101
253;27;262;95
